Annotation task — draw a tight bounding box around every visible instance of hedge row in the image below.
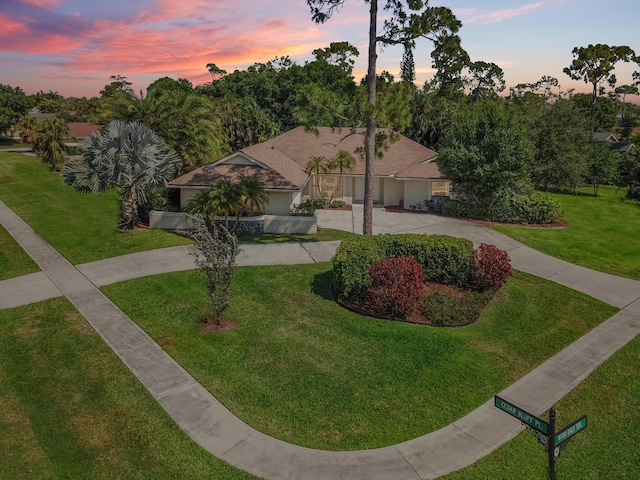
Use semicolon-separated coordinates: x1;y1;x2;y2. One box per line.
332;234;474;302
441;192;562;224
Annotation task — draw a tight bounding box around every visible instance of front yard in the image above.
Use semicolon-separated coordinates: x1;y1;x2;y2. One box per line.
1;150;639;478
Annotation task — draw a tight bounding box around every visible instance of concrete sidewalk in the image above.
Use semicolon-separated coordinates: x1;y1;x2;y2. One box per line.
2;199;640;479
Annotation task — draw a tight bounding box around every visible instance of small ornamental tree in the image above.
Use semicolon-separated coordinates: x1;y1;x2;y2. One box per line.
187;215;239;324
468;244;512;292
365;256;426;321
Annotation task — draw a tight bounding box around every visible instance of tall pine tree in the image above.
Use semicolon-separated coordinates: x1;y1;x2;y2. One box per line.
400;43;416;83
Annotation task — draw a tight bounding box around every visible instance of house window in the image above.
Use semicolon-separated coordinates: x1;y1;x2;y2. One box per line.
431;181;451;197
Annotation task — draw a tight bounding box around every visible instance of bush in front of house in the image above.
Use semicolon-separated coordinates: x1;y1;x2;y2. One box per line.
468;243;512;292
291;199;316;216
332;235;385;302
441;192;562;224
365;257;426;321
312;197;328;209
442;192;562;224
510;192;562;224
333;233;512;326
381;234;473;287
330;199;345;208
332;234;474;302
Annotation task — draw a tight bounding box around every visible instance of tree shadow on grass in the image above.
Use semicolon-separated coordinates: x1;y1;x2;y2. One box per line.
310;269;334;301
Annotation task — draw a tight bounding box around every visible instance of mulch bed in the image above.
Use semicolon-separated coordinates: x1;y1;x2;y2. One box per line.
334;283;483;328
319;204;353;211
201;316;238;333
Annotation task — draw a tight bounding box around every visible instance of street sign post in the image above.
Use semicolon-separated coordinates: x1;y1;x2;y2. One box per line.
494;397;587;480
555;416;587;446
494;395;549;434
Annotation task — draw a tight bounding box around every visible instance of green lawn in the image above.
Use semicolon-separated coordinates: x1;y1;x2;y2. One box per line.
0;152;193;264
443;334;640;480
0;298;256;479
2;150;639;478
102;264;616;451
0;224;39;280
494;186;640;280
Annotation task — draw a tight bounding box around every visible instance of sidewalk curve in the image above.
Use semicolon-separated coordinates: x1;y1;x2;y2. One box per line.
2;199;640;479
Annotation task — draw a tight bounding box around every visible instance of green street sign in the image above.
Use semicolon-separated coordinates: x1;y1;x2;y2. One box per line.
555;416;587;446
494;396;549;434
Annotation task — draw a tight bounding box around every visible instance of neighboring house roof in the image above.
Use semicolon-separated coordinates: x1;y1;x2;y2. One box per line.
593;131;635;154
169;126;441;191
28;108;57;120
594;132;618;143
67;122;103;139
610;142;635;154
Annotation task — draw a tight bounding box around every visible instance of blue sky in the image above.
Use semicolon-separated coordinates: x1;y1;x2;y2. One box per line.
1;0;638;100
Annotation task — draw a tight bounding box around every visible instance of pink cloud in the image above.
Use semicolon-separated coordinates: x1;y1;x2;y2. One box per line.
459;2;546;24
21;0;61;6
0;13;84;53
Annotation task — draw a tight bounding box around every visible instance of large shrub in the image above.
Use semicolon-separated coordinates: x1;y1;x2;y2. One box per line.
441;192;561;224
468;243;512;292
380;234;473;286
332;234;473;302
365;257;426;321
332;236;386;302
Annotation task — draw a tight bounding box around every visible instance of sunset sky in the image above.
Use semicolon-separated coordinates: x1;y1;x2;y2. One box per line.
1;0;638;101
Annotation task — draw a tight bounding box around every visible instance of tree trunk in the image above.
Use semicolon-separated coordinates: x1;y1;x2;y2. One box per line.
120;191;139;230
363;0;378;236
590;82;597;133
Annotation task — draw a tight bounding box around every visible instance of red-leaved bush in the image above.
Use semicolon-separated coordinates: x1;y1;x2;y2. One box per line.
468;244;512;292
365;257;426;320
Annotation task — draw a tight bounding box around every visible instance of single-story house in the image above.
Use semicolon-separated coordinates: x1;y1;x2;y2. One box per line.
168;126;450;216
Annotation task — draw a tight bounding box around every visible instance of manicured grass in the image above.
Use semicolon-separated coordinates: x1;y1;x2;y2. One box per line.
442;334;640;480
101;263;617;451
0;152;193;264
0;225;39;280
494;186;640;280
0;298;256;479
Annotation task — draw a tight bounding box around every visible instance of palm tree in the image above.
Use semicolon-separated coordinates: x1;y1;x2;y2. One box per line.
32;118;70;171
184;189;216;229
209;180;244;230
15;115;37;148
237;174;269;215
61;120;181;230
326;150;356;203
304;155;330;198
150;91;230;173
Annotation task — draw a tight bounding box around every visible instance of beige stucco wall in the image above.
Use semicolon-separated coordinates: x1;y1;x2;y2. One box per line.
404;180;430;209
354;177;381;202
179;187;204;208
266;191;295;216
382;178;404;206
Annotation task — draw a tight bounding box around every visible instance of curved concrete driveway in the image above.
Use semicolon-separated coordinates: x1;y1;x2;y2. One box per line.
2;200;640;479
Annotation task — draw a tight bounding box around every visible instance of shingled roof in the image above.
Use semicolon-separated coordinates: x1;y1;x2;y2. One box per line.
168;126;440;190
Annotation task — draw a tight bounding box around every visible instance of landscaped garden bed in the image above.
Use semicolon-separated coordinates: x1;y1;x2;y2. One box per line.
333;234;512;326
